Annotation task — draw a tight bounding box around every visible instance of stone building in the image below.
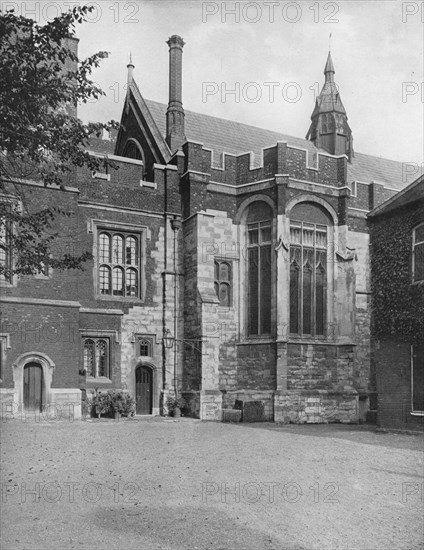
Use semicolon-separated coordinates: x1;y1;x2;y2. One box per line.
0;35;420;423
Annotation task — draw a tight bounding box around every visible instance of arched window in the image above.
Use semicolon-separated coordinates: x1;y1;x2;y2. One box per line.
123;141;143;161
289;202;332;337
247;202;273;336
413;223;424;283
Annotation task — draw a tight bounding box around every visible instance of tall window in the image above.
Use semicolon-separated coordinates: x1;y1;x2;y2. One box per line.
412;224;424;283
98;231;139;297
289;202;332;337
0;215;12;283
83;338;110;378
214;260;232;307
412;345;424;412
247;202;272;336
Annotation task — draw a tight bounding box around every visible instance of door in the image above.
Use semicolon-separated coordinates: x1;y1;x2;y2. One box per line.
135;366;152;414
23;362;43;411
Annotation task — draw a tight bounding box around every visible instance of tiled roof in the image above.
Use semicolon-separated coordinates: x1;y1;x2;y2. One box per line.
145;99;420;190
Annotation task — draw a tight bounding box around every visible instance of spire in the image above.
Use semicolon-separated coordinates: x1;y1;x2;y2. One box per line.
306;51;354;161
324;51;335;82
127;52;135;84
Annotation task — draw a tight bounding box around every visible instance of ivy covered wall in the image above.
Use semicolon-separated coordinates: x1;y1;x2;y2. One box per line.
369;200;424;346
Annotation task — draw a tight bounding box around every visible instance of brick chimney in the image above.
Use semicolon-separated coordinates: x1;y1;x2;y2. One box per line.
166;35;186;153
62;35;79;118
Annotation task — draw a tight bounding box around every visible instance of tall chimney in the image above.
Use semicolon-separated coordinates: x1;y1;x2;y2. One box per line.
166;35;186;153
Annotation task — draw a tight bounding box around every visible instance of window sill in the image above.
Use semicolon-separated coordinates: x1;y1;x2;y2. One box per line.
96;295;144;304
86;377;112;384
410;411;424;417
237;338;275;346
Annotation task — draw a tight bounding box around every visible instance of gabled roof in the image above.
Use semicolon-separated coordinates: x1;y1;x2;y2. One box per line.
368;174;424;218
145;99;420;190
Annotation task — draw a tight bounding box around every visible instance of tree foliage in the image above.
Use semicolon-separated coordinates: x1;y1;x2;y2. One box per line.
0;6;118;277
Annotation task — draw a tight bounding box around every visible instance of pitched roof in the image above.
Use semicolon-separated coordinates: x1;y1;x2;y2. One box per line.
368;174;424;218
144;98;420;190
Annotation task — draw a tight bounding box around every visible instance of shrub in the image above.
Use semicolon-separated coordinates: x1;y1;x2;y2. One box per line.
166;396;187;416
90;390;135;418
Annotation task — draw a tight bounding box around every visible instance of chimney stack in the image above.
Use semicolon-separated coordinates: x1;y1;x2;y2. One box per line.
166;35;186;153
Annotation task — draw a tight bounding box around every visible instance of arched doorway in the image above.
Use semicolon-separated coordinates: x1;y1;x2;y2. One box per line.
135;365;153;414
23;362;43;411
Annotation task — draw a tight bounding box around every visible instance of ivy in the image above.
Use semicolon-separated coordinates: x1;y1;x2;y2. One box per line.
370;203;424;346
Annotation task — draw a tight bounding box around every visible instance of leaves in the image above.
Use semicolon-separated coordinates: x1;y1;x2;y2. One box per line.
0;6;119;275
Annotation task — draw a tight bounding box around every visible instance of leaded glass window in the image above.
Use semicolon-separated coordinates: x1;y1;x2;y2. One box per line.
83;337;110;378
98;231;140;297
289;202;331;337
247;202;273;336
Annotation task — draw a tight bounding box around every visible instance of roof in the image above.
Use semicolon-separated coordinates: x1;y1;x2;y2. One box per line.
145;99;419;190
368;174;424;218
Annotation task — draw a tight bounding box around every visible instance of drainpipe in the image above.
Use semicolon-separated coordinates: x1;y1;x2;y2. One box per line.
170;216;181;397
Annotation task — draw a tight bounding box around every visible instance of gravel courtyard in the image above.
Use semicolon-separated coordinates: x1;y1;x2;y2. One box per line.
1;418;423;550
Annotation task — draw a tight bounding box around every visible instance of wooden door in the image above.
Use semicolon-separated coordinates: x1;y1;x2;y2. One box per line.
23;362;43;411
135;366;152;414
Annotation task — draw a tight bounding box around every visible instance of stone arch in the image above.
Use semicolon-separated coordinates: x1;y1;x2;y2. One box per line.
286;195;338;226
235;194;275;225
12;352;55;412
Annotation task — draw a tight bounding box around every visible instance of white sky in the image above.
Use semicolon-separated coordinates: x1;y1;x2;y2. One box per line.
10;0;424;165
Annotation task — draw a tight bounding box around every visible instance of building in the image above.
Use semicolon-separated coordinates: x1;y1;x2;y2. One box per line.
0;35;421;423
368;175;424;430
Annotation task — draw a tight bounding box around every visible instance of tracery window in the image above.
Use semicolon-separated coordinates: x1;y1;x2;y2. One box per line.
247;202;273;336
83;338;110;378
289;202;332;337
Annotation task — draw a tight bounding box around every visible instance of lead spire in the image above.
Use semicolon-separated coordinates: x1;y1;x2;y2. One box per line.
306;51;354;161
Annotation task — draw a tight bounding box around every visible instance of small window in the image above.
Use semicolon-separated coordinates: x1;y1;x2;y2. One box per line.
214;260;232;307
412;345;424;412
412;224;424;283
83;337;110;378
138;338;152;357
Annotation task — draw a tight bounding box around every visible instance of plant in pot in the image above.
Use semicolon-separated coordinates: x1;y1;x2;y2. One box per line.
91;391;112;419
166;396;186;418
109;390;136;419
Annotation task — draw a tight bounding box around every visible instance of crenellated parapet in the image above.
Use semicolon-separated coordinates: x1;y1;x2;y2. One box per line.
182;139;348;190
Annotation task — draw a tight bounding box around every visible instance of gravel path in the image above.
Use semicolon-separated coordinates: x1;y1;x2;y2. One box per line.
1;418;423;550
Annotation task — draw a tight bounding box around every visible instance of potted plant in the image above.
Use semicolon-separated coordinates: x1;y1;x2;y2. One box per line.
166;396;186;418
91;391;112;419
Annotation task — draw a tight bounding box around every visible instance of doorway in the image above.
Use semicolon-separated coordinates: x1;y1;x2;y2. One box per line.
135;365;152;414
23;362;43;411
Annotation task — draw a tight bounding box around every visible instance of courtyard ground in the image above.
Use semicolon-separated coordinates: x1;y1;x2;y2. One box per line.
0;418;423;550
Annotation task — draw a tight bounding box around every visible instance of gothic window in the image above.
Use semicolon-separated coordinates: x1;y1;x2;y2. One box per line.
214;260;232;307
247;202;273;336
412;345;424;412
98;231;140;298
83;338;110;378
123;141;143;161
412;223;424;283
289;202;332;337
0;214;12;283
